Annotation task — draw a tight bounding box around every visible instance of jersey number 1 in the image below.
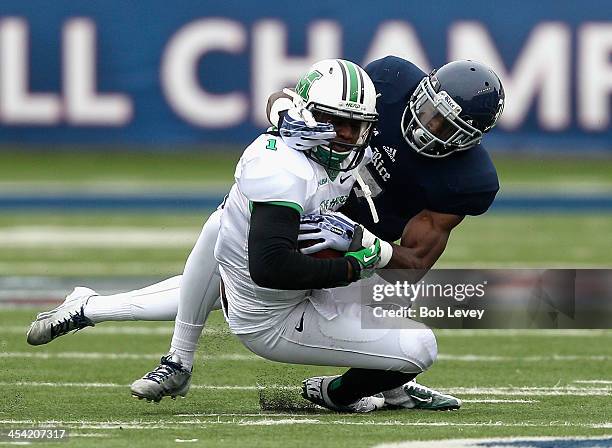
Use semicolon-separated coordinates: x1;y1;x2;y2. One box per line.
266;139;277;151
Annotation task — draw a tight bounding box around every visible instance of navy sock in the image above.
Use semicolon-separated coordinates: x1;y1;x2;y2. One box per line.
327;368;417;406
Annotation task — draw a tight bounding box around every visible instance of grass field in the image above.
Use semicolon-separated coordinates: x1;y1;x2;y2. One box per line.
1;150;611;446
0;150;611;276
1;310;611;447
0;212;610;277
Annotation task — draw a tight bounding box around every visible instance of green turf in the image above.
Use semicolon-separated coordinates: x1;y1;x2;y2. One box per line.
493;154;612;187
0;309;610;447
440;214;612;267
0;213;609;276
1;150;612;187
0;150;238;184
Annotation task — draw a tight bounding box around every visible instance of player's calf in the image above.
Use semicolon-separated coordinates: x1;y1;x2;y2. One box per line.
301;376;385;413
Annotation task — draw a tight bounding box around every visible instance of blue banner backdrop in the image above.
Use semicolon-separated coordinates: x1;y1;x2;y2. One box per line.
0;1;611;150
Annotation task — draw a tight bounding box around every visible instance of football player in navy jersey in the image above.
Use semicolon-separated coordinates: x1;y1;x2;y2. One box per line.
268;57;504;410
274;56;503;274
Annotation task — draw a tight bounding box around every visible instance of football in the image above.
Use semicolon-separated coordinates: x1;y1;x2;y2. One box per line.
310;248;344;259
298;240;344;259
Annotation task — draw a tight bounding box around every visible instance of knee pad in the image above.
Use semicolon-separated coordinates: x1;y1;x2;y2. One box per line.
398;328;438;372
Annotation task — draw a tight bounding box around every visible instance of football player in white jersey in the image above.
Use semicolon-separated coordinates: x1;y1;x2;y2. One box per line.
27;59;460;412
211;59;436;413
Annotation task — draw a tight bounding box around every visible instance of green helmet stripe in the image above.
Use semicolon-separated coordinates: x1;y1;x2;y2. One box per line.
344;60;360;103
337;60;348;101
356;65;365;104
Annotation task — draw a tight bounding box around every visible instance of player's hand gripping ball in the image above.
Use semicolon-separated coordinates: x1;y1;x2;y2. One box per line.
298;212;356;258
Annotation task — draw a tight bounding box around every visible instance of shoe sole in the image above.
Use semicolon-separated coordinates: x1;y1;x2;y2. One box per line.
130;383;190;403
131;392;186;403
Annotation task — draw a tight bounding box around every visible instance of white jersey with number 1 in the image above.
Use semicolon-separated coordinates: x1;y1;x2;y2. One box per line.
214;132;370;334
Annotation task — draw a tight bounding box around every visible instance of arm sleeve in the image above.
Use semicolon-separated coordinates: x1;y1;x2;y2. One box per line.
248;203;353;290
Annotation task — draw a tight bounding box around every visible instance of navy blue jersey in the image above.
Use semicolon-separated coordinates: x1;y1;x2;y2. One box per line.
340;56;499;242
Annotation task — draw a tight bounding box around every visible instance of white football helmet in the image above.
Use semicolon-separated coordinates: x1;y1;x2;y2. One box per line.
291;59;378;172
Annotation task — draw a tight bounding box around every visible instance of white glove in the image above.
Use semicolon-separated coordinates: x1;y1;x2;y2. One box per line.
298;212;356;254
358;225;393;269
279;107;336;151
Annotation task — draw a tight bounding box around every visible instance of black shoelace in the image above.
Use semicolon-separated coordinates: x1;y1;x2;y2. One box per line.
143;357;183;384
50;307;93;338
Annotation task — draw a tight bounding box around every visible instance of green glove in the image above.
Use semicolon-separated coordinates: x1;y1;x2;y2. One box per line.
345;225;390;279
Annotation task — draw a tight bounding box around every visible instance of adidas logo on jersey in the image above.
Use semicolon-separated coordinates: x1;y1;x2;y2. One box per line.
384;146;397;162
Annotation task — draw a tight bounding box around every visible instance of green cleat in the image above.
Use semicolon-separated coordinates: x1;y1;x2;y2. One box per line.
383;380;461;411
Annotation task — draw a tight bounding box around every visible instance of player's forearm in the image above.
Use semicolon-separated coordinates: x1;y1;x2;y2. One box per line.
384;210;459;274
386;242;442;269
248;203;353;290
384;238;447;282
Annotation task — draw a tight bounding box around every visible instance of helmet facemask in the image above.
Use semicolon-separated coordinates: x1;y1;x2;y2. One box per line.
402;76;483;158
307;106;376;175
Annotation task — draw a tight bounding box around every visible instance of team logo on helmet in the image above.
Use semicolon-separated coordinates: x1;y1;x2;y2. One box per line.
296;70;323;101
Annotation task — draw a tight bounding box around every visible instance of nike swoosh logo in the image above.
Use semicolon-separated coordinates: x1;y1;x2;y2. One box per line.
295;311;305;332
339;175;352;184
363;253;377;263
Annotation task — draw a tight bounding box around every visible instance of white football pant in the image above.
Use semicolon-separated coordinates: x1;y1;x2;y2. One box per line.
221;273;438;374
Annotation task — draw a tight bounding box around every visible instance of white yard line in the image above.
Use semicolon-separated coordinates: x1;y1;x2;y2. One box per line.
0;261;181;276
4;326;608;338
2;351;609;363
70;433;110;438
1;325;228;336
460;399;539;403
0;418;610;429
0;352;259;361
1;382;610;396
3;326;608;338
438;354;612;362
573;380;612;384
175;413;315;418
0;227;198;248
0;382;295;391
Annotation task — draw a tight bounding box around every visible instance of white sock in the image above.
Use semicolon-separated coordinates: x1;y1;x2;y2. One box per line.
168;210;224;371
84;276;181;323
170;320;203;370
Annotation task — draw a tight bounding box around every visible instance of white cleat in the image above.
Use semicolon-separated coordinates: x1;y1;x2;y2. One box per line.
301;376;385;413
383;380;462;411
26;287;96;346
130;353;192;403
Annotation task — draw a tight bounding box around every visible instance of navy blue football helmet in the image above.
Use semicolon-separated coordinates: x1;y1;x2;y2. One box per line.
401;60;505;158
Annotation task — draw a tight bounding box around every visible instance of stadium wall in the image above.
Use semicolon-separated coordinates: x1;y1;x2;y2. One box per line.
0;1;611;150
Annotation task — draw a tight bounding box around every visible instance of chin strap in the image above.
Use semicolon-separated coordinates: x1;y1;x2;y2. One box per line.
354;171;379;224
